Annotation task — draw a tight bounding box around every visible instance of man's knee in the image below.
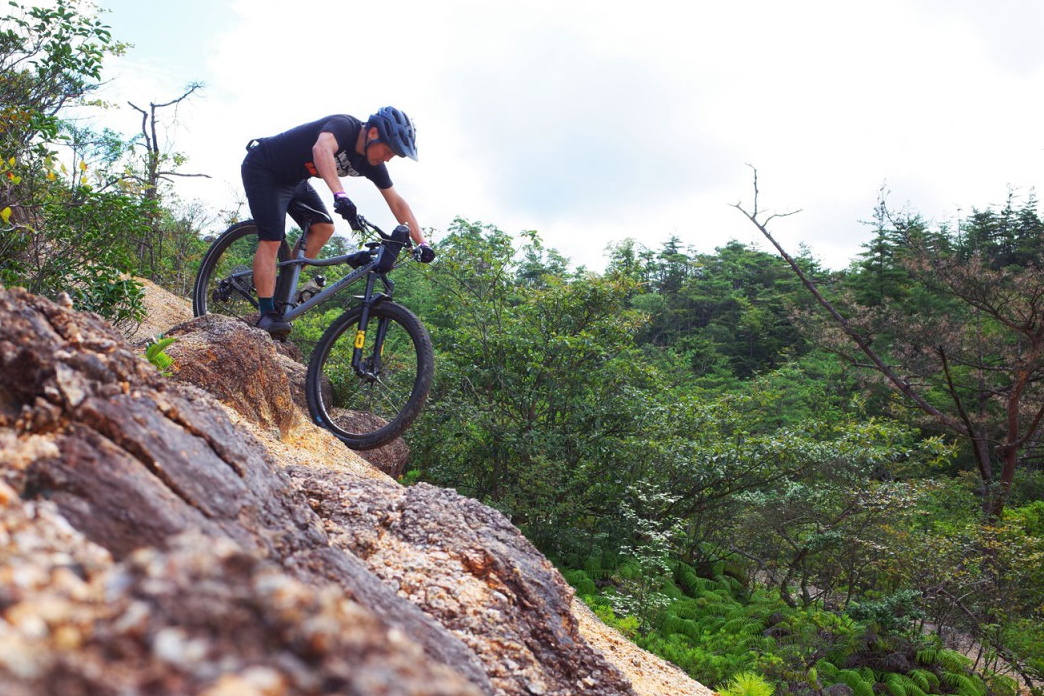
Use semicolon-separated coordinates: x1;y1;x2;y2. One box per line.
308;222;336;255
256;240;282;260
313;222;335;241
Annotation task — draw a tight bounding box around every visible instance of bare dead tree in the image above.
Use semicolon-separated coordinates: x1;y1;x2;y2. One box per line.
127;83;211;275
733;166;1044;520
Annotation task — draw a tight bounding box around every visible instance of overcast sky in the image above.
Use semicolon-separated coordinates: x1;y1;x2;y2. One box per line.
87;0;1044;271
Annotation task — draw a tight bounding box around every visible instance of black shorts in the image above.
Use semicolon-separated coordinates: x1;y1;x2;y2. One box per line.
242;150;330;242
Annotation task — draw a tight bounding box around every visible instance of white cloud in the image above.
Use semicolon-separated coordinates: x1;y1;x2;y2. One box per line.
90;0;1044;270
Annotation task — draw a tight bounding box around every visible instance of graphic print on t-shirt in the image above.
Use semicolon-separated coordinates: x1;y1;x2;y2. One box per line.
334;150;362;177
302;150;362;178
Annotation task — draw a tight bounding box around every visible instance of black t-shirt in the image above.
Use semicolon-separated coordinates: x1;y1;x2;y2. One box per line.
250;115;393;189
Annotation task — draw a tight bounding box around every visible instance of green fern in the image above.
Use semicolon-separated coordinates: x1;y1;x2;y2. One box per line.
583;553;613;581
858;666;881;685
716;671;775;696
671;598;701;620
836;668;876;696
672;560;708;597
144;335;176;376
941;672;985;696
722;615;764;638
814;659;840;682
661;614;702;641
981;671;1018;696
907;668;938;692
563;569;598;596
617;558;643;581
936;648;973;674
884;672;908;696
884;672;931;696
915;646;939;666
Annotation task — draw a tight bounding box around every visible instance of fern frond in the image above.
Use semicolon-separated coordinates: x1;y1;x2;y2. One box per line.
836;669;876;696
908;668;937;692
884;672;929;696
660;614;702;642
563;569;598;596
943;673;986;696
583;554;610;580
721;616;765;642
915;646;939;666
672;560;708;597
858;666;881;685
884;673;908;696
936;648;972;673
717;671;775;696
814;659;839;681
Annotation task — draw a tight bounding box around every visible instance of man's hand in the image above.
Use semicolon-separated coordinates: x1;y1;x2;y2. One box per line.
414;243;436;264
333;193;362;231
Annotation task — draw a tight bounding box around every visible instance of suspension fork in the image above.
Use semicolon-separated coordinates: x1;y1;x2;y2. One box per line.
352;273;391;380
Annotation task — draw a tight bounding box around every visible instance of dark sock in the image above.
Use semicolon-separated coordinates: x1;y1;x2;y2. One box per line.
258;297;275;314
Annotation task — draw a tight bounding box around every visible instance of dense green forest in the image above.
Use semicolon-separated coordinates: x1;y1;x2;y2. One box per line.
3;2;1042;694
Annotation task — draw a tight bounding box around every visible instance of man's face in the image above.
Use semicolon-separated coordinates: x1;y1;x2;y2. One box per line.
366;127;397;165
367;142;397;165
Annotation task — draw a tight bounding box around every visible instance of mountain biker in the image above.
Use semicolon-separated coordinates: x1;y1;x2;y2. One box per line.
241;106;435;337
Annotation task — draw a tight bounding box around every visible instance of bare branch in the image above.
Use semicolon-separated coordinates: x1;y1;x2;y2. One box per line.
732;167;965;435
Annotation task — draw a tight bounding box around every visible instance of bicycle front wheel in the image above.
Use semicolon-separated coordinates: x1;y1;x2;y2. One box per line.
306;301;434;450
192;221;290;319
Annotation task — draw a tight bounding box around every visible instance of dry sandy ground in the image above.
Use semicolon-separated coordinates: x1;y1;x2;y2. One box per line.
126;277;195;343
133;277;713;696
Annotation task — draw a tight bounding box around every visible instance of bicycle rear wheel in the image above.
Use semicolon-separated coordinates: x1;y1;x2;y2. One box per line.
192;221;291;319
306;301;434;450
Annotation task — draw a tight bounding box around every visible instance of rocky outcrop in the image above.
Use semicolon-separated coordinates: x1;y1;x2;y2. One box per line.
290;471;622;695
0;489;482;695
163;314;410;478
0;287;674;695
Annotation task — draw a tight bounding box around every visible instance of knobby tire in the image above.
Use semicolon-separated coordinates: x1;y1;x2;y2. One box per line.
306;301;434;450
192;220;291;319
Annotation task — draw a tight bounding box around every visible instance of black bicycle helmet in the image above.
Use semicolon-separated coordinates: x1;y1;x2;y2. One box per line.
367;106;418;161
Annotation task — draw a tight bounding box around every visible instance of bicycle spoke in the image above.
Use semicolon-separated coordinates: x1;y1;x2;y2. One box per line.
306;302;433;450
193;221;290;321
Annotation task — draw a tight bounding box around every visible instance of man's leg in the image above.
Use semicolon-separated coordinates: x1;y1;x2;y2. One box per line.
253;239;291;336
295;222;335;258
288;182;337;259
253;239;282;299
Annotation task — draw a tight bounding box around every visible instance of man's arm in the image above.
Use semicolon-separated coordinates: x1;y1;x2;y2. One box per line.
311;131;347;196
379;185;428;247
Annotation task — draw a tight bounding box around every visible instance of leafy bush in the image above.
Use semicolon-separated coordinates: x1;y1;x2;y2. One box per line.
846;589;925;633
565;556;1004;696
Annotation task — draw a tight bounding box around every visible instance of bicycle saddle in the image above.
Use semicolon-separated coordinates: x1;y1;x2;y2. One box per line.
288;200;334;226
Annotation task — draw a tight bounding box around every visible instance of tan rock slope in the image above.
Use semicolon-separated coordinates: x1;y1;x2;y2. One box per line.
0;284;710;696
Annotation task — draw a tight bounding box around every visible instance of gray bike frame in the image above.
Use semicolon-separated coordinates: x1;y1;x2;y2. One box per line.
274;247;391;321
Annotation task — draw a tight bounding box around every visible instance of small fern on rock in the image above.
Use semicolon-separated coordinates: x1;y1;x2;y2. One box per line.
144;335;176;376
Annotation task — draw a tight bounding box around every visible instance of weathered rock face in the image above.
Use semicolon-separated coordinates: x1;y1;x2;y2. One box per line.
0;287;643;696
162;313;299;439
290;471;623;695
0;487;482;695
163;314;410;478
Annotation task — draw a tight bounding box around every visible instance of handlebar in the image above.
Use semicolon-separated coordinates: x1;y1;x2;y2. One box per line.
354;215;407;243
353;216;430;263
350;215;413;273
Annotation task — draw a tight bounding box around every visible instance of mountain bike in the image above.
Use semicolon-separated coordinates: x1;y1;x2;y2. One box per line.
192;201;434;451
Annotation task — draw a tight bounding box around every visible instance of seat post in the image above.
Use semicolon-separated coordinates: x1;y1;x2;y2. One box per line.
292;221;310;259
